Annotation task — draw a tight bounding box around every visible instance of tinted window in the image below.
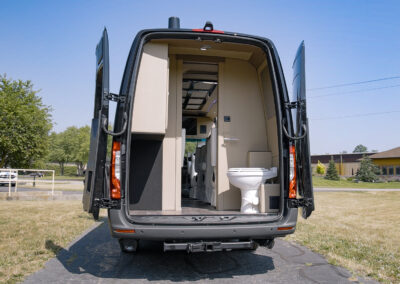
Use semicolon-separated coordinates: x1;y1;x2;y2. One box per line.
382;166;387;175
396;166;400;175
388;166;394;176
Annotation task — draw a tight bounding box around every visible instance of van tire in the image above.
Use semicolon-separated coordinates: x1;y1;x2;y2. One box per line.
92;207;100;220
119;239;138;253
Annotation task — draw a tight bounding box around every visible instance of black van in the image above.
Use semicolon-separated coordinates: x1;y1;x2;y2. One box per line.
83;17;314;253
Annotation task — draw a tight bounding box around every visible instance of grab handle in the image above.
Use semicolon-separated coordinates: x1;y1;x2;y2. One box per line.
101;112;127;137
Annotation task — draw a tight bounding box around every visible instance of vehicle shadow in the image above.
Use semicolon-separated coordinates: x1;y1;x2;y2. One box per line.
44;219;275;281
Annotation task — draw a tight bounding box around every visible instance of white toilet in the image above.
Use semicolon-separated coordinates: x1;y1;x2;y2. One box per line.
227;167;278;213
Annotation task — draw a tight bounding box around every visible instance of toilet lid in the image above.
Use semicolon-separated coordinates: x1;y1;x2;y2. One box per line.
228;168;267;172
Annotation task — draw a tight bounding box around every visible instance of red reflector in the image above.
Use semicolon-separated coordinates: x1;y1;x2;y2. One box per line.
192;29;224;34
114;229;135;234
278;226;294;231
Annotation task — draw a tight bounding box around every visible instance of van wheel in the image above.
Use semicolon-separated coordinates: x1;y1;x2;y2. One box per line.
119;239;138;253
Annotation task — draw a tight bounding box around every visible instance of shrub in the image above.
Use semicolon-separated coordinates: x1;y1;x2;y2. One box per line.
356;155;380;182
316;161;326;175
325;159;340;181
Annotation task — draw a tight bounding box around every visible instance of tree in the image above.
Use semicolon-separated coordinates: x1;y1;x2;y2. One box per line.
48;131;74;176
353;144;368;153
48;126;91;176
316;160;326;175
325;159;340;180
356;155;380;182
74;126;90;175
185;142;197;156
0;75;52;168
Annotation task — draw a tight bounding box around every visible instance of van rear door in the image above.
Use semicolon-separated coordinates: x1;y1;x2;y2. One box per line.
82;29;110;219
291;41;315;219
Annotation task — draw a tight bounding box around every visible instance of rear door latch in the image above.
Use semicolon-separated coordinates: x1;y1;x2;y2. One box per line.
94;198;120;209
288;198;313;208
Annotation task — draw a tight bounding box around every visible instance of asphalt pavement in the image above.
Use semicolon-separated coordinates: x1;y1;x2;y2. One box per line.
24;219;376;284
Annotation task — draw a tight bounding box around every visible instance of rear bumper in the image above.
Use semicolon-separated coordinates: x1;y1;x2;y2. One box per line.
108;207;298;241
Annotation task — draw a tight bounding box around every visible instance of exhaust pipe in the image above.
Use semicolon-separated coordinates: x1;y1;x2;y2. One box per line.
168;17;180;29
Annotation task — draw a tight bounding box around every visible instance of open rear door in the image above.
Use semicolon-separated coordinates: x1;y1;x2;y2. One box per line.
82;29;110;219
292;41;314;218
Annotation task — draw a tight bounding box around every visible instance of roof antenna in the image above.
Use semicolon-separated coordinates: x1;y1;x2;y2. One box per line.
168;17;180;29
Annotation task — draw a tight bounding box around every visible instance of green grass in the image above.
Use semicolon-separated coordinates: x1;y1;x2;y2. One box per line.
0;200;97;283
287;191;400;283
40;175;84;181
312;176;400;189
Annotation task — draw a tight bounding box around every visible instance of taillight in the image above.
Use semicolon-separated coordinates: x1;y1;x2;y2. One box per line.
289;145;297;199
111;141;121;199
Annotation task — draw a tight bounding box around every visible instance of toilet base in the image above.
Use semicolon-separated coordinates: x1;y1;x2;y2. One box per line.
240;187;260;214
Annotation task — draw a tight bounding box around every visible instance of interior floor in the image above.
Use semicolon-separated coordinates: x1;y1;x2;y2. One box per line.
129;197;277;216
130;198;236;215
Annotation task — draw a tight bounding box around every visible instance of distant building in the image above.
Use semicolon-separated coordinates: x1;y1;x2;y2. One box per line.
311;153;373;177
370;147;400;180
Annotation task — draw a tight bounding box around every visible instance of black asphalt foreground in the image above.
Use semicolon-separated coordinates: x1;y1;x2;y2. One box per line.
25;219;376;284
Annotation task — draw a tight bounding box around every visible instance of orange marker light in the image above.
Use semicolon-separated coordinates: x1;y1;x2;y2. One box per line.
278;226;294;231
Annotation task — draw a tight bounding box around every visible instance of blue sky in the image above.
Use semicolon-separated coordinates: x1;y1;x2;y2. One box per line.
1;0;399;154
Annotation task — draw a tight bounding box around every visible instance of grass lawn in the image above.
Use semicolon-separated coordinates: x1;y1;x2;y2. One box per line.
313;175;400;189
287;191;400;283
0;200;97;283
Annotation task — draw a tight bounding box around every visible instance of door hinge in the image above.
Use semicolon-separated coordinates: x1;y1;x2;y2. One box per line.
285;101;298;109
288;198;313;208
105;92;126;103
94;198;120;209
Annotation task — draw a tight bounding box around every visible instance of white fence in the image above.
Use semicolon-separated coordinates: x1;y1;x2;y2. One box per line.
0;168;55;197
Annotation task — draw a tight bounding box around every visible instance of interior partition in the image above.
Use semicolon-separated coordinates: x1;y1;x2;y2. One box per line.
161;56;183;211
